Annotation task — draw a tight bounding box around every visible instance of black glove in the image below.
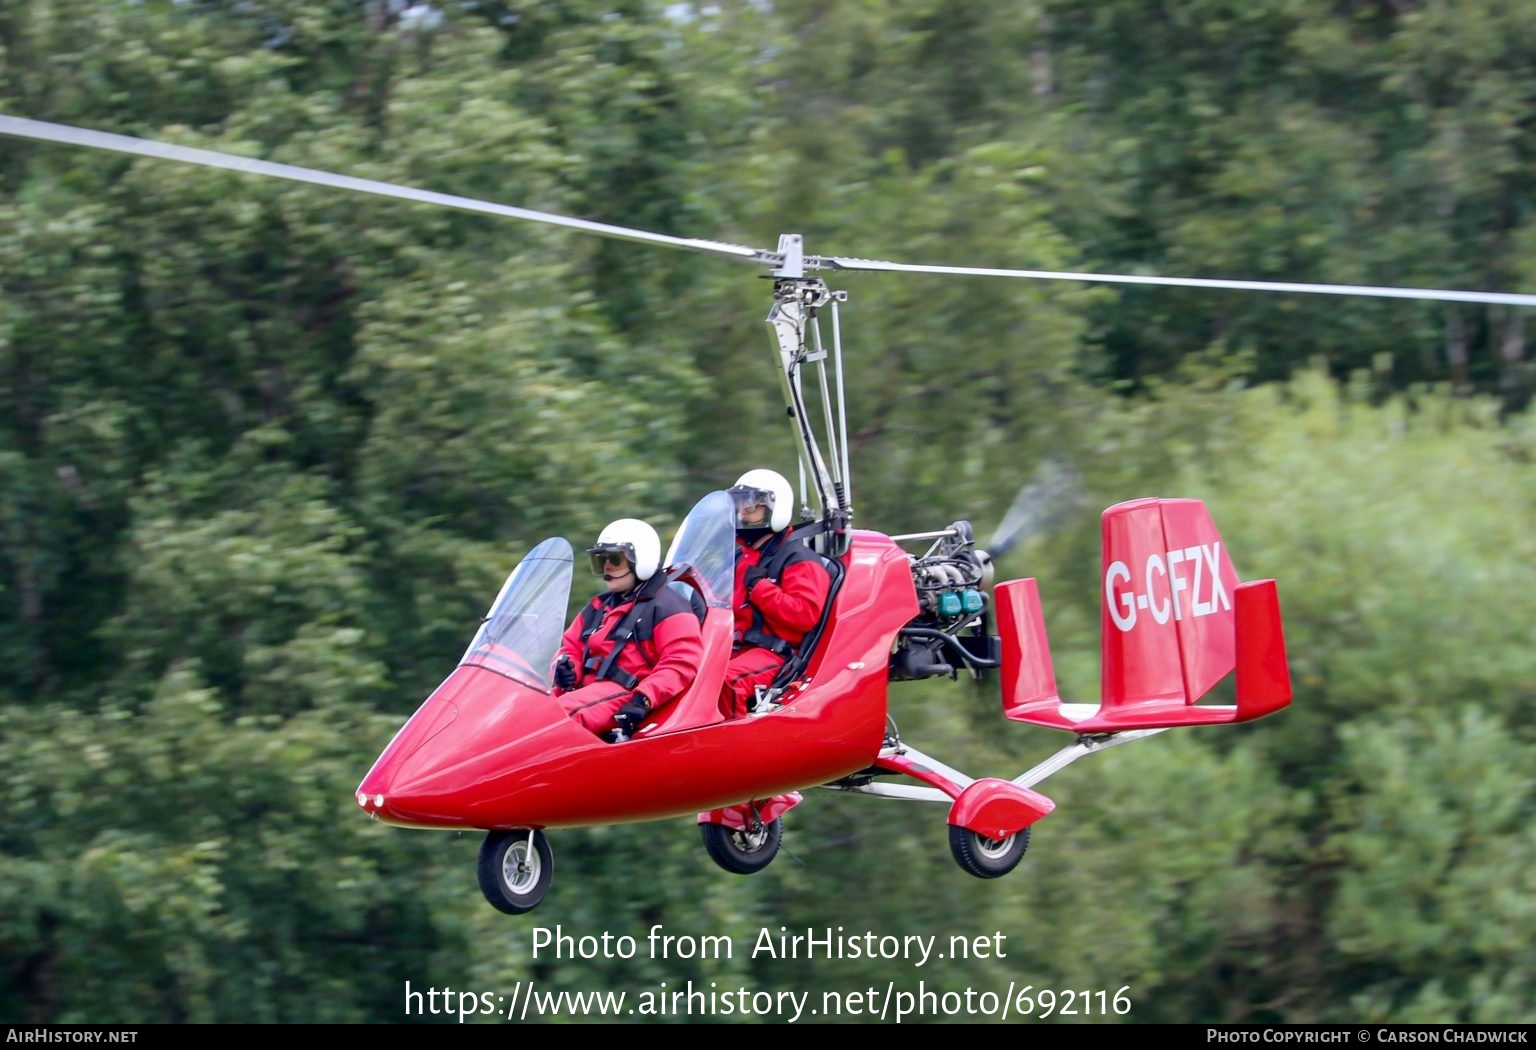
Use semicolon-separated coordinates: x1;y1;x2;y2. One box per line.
553;654;577;690
612;693;652;732
742;565;769;594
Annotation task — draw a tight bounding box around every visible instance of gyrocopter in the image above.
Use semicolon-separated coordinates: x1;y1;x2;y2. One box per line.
348;239;1298;915
342;236;1296;915
6;115;1534;917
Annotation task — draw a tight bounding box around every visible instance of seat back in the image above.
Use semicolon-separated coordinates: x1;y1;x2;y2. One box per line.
669;579;708;625
762;550;847;697
633;565;733;735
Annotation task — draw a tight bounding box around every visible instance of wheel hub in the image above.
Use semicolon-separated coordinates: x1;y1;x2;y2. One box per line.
976;834;1014;859
735;826;768;852
503;839;541;893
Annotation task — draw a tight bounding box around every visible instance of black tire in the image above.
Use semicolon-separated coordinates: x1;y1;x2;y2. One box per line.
948;824;1030;879
700;818;782;875
478;829;554;914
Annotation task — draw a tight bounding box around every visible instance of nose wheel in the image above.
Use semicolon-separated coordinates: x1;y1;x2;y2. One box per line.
479;829;554;914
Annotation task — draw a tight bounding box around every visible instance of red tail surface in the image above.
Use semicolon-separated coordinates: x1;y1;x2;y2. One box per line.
1001;498;1291;733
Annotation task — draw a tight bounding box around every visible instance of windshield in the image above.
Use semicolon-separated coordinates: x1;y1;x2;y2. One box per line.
460;537;574;689
665;490;735;608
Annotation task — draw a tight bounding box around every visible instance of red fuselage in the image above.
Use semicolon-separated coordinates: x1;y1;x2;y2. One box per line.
356;532;919;830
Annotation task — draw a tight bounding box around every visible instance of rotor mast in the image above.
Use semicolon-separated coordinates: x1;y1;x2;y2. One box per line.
765;234;853;549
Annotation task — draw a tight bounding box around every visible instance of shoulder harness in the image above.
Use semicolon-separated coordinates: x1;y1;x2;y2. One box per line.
738;530;823;658
579;569;692;692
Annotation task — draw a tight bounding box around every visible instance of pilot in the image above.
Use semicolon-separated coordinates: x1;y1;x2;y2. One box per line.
720;468;832;717
551;518;703;738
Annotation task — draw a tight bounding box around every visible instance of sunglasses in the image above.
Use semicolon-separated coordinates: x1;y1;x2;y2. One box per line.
587;546;636;575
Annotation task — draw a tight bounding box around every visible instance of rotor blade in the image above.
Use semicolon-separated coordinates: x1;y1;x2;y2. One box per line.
0;115;771;265
820;255;1536;309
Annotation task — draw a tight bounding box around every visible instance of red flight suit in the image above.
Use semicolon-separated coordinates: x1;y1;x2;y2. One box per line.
721;527;831;717
552;585;703;734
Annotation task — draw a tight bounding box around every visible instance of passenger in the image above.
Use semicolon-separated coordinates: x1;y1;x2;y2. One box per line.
551;518;703;737
720;469;831;716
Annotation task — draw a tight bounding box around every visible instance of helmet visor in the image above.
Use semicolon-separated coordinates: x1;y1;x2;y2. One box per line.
586;543;635;577
727;486;776;530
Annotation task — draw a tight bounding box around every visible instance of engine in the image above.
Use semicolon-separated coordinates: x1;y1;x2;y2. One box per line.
889;520;1002;681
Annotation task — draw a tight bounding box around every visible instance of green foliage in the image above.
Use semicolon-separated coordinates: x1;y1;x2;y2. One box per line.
1329;709;1536;1023
1035;0;1536;399
0;667;449;1023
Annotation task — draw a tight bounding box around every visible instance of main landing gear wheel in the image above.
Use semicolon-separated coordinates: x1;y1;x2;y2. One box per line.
479;829;553;914
700;818;782;875
948;824;1030;879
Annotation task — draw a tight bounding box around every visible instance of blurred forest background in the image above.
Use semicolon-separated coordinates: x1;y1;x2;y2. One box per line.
2;0;1534;1025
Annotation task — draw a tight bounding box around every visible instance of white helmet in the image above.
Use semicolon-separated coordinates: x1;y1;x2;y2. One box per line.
729;468;793;533
587;518;661;582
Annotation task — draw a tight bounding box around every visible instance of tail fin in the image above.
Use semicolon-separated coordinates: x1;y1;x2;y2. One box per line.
1101;497;1236;710
1001;498;1292;733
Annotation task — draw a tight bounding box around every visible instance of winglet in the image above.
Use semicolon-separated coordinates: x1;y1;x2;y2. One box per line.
1234;578;1292;720
996;578;1061;715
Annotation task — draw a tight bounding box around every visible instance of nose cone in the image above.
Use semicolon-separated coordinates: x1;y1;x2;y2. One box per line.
356;666;591;828
356;690;461;825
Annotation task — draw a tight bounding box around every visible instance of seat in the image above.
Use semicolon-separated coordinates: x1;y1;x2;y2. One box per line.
629;564;734;735
668;578;708;626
